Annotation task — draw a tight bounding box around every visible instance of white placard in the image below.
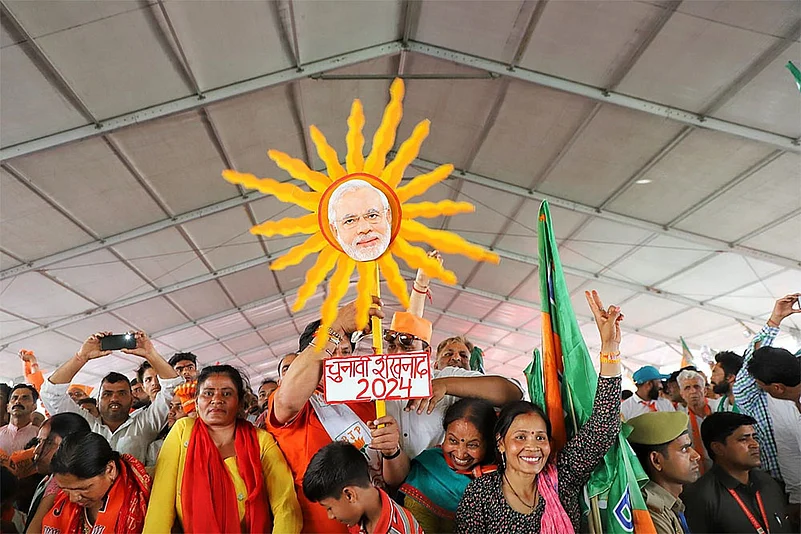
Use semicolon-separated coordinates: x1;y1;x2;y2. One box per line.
323;352;432;403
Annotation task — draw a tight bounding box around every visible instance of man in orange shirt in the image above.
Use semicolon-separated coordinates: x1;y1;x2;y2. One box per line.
268;299;407;533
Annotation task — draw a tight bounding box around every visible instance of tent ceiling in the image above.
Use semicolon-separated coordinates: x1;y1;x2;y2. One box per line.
1;0;799;387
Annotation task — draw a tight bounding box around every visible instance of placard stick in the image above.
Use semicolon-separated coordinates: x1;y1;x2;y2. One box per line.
371;261;386;419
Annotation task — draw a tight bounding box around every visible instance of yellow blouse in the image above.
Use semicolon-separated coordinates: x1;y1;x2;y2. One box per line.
143;417;302;533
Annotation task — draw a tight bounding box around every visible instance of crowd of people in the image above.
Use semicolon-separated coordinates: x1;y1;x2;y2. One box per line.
0;273;799;533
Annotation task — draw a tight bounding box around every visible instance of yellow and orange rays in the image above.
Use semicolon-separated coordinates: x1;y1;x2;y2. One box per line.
222;78;500;336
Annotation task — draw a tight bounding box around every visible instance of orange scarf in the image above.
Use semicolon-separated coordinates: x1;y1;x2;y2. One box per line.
181;419;271;533
42;454;151;533
689;399;712;474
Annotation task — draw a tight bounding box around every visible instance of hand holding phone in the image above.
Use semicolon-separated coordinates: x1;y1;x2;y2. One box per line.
77;332;113;361
100;333;137;351
768;293;801;327
119;331;158;360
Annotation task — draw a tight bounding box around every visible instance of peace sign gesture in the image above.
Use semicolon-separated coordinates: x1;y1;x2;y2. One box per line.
585;290;623;352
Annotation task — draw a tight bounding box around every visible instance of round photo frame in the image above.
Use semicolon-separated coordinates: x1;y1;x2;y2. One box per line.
318;173;403;261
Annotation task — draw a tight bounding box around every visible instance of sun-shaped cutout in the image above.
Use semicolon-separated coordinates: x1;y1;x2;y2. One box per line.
222;78;500;336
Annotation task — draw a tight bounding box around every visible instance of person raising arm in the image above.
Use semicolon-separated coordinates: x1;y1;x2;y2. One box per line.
40;332;182;463
455;290;622;533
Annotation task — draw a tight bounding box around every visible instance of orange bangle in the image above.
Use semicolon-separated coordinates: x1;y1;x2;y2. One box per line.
600;351;620;364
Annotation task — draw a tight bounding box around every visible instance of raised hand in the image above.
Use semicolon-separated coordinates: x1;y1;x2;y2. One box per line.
121;331;158;360
767;293;801;327
415;250;443;287
18;349;37;364
76;332;113;361
332;296;385;336
585;290;623;352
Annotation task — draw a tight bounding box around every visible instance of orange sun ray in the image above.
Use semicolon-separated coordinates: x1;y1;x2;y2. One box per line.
293;247;339;312
378;254;410;310
310;125;346;180
222;170;319;211
267;149;332;192
396;164;454;203
391;237;458;284
270;233;327;271
401;219;500;264
250;213;319;237
381;119;430;189
346;100;366;174
320;256;356;336
402;200;475;219
363;78;405;177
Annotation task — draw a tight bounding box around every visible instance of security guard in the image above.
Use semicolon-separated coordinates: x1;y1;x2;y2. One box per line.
628;412;701;534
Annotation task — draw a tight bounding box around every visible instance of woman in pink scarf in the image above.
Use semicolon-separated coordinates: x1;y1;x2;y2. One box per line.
455;291;623;534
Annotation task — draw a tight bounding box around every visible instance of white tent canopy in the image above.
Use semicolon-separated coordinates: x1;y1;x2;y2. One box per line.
1;0;799;389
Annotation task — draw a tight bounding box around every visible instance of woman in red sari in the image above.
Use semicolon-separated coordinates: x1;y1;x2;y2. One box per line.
42;431;151;533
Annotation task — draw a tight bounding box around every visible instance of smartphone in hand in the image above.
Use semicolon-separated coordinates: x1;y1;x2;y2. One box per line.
100;333;137;351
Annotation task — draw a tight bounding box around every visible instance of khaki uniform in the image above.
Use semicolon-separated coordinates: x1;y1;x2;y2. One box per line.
627;412;693;534
642;480;687;534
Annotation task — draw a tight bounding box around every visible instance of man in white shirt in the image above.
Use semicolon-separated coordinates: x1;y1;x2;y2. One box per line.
621;365;675;421
383;313;524;459
678;369;719;474
40;331;182;463
768;396;801;508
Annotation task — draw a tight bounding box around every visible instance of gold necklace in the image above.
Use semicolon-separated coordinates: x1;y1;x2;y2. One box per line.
503;472;538;510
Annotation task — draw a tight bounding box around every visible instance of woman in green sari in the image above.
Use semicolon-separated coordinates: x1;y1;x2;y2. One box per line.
399;398;498;533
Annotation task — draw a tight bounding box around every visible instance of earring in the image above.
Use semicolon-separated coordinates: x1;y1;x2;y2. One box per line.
501;452;506;469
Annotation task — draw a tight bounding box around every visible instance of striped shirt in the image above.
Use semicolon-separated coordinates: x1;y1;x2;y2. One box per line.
348;488;423;534
732;324;781;479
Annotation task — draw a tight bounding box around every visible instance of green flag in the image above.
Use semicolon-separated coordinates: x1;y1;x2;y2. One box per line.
787;61;801;93
469;345;485;373
536;200;655;533
524;348;546;409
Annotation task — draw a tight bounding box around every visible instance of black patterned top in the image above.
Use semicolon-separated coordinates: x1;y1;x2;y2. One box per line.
455;376;621;533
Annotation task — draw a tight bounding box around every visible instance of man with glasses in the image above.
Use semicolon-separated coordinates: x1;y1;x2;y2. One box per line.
385;312;524;459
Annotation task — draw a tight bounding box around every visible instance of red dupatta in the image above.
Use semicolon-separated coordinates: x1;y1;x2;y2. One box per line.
42;454;151;533
181;418;271;533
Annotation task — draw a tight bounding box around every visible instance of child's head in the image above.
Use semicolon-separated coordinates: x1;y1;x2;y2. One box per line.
302;441;373;527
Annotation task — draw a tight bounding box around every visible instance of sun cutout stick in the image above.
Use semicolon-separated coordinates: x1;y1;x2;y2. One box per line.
222;78;500;394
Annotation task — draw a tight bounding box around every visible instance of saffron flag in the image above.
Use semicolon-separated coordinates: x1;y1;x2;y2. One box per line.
535;200;655;533
680;337;696;368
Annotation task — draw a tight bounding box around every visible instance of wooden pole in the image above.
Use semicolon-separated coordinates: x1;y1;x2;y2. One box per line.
372;260;386;418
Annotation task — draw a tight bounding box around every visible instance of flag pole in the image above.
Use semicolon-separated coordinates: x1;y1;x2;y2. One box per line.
566;379;603;534
372;260;386;419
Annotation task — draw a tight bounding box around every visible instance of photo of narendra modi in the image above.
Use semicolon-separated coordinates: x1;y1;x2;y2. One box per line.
327;179;393;261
